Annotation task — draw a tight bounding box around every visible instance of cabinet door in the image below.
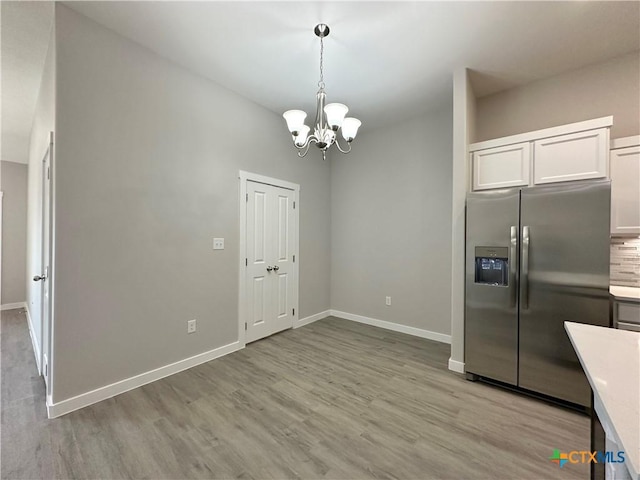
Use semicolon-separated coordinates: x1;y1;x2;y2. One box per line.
614;301;640;331
472;142;530;191
611;145;640;235
533;128;609;184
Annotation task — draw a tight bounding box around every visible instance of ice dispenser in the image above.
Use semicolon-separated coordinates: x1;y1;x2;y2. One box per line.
474;246;509;286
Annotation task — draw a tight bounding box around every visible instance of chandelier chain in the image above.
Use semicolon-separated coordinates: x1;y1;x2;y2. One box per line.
318;35;325;89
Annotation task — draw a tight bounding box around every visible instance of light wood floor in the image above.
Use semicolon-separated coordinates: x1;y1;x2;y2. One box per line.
1;308;590;479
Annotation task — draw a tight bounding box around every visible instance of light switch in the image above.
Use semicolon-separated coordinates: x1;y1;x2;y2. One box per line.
213;238;224;250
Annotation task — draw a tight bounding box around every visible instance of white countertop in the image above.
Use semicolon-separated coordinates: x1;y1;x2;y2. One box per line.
565;322;639;480
611;286;640;302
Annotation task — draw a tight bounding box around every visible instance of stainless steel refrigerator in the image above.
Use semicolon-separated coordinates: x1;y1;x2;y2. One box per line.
465;179;610;407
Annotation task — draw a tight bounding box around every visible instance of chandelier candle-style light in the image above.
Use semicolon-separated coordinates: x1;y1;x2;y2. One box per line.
283;24;361;161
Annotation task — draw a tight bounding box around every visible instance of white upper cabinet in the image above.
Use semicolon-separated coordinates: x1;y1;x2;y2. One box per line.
533;128;609;185
469;117;612;191
610;138;640;236
472;142;530;191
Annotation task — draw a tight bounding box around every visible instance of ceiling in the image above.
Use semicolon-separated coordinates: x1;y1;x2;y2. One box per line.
3;1;639;164
1;1;53;164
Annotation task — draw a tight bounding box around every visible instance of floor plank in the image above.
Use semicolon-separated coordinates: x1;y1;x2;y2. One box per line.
1;309;590;479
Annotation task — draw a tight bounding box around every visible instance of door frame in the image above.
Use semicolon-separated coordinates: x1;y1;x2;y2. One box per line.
40;132;54;402
0;191;3;309
238;171;299;346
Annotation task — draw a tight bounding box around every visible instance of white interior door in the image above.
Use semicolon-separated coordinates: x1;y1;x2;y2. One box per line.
245;180;296;343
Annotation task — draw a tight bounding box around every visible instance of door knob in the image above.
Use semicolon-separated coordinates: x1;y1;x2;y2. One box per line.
266;266;273;272
273;265;279;271
33;275;46;282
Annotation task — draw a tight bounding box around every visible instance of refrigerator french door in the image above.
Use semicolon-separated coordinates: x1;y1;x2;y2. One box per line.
465;180;611;407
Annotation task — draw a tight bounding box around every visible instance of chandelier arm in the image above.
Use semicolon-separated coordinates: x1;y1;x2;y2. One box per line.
296;142;313;158
333;135;353;154
295;136;320;157
292;134;319;151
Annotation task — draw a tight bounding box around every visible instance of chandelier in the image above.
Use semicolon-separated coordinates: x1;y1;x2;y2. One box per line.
283;24;361;161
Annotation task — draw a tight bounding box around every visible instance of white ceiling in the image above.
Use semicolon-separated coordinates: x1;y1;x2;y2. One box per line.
3;2;639;164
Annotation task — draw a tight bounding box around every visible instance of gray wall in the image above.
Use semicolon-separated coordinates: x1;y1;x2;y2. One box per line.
449;69;476;370
1;161;28;305
475;51;640;142
52;6;331;402
330;106;453;336
26;25;55;356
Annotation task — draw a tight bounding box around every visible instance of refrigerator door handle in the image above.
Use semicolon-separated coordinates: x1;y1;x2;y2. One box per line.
510;226;518;308
521;225;530;309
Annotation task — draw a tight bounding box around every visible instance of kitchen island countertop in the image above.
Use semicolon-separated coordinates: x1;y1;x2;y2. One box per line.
565;322;639;480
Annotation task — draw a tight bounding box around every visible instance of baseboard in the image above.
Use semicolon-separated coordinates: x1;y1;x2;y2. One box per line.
448;357;465;374
47;340;243;419
25;305;42;375
330;310;452;344
1;301;26;311
294;309;331;329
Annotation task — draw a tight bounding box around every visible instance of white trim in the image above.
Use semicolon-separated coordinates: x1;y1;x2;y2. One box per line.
469;116;613;152
25;305;42;375
238;176;247;346
43;132;55;399
0;301;27;311
448;357;465;374
611;135;640;150
0;191;2;314
292;189;300;332
238;170;300;346
238;170;300;192
330;310;451;344
294;310;330;329
46;340;243;419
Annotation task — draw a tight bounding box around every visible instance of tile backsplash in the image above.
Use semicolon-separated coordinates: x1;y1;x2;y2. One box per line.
610;237;640;287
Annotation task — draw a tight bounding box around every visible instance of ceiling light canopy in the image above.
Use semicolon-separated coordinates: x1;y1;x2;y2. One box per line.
283;24;361;161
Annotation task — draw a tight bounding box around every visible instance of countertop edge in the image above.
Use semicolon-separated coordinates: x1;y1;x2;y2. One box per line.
610;286;640;302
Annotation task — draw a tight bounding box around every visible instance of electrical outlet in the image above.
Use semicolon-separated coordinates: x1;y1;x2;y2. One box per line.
386;296;391;306
213;238;224;250
187;319;197;334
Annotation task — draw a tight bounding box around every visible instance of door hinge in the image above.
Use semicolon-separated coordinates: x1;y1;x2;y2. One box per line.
245;258;248;266
292;308;295;316
246;193;248;202
293;254;295;263
293;201;296;209
47;166;50;180
245;322;247;331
